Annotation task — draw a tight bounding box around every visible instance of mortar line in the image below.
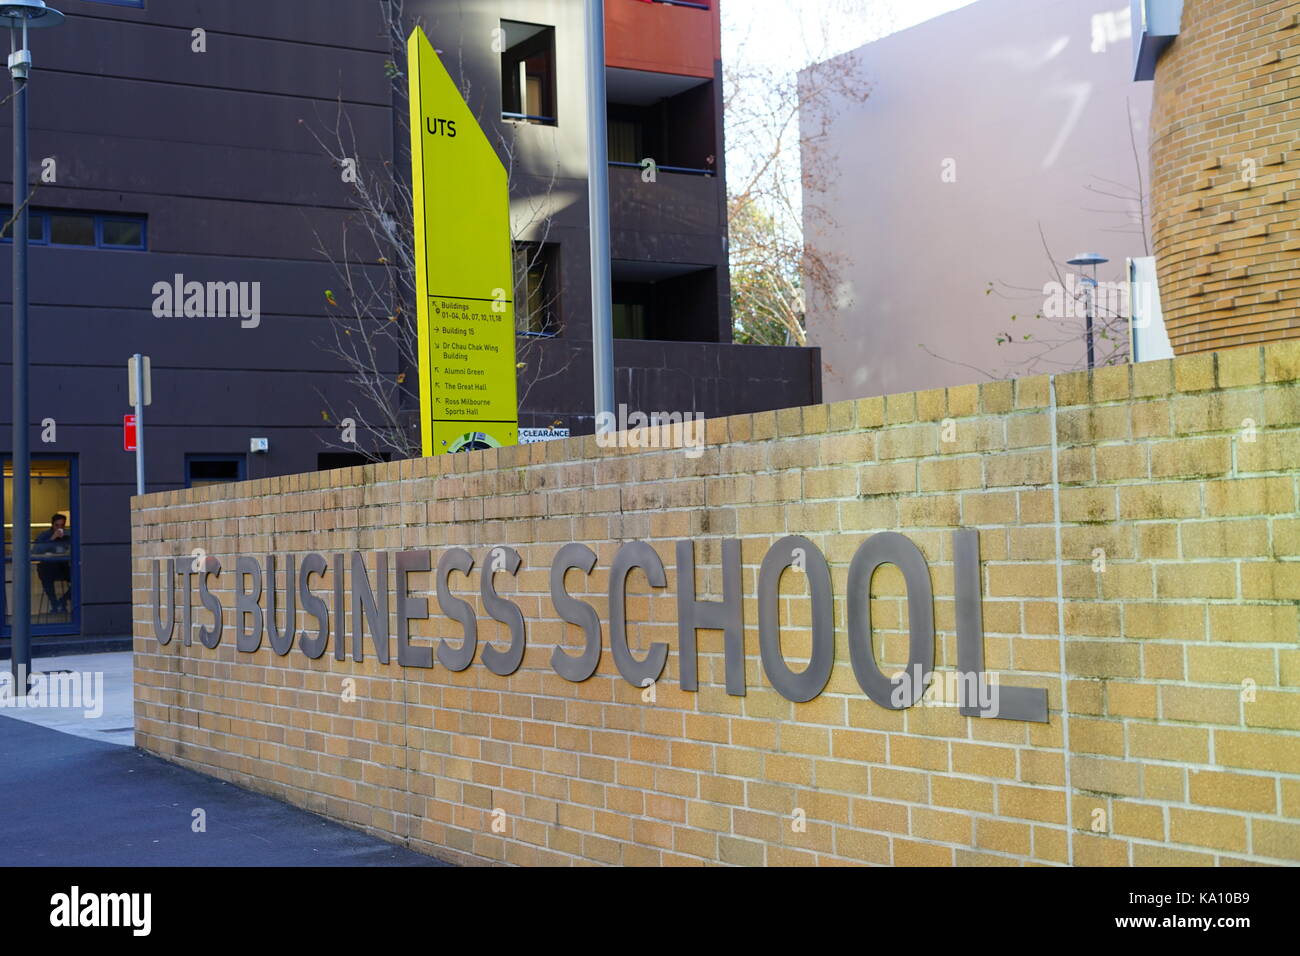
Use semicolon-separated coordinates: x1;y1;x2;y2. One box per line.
1049;374;1074;867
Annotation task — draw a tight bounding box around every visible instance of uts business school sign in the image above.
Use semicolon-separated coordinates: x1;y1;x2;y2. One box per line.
149;530;1048;723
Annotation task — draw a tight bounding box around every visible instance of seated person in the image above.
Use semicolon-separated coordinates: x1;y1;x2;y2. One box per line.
32;513;72;614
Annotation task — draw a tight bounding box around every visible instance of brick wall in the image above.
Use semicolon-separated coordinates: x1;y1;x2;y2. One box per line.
1149;0;1300;355
131;342;1300;866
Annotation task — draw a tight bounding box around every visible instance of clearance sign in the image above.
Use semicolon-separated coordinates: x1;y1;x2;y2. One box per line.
407;27;519;455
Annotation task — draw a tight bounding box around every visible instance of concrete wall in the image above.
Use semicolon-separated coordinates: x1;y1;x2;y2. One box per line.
802;0;1153;402
1149;0;1300;354
132;340;1300;866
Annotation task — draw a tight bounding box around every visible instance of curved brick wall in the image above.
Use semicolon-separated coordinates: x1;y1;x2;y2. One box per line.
1150;0;1300;355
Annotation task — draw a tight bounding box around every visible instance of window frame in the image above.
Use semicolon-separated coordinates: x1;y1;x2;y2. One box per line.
0;208;147;251
500;20;558;126
514;241;562;338
184;454;247;490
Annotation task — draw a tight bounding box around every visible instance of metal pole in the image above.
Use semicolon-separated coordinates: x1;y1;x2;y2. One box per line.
10;24;30;692
133;353;145;496
585;0;615;433
1086;271;1096;370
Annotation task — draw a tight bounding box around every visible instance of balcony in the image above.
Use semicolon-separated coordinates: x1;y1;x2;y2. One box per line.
605;0;719;79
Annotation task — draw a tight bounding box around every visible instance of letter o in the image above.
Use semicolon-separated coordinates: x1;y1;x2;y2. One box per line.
846;532;934;708
757;536;834;703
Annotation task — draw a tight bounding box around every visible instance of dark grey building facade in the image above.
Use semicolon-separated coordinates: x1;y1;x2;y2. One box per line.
0;0;818;645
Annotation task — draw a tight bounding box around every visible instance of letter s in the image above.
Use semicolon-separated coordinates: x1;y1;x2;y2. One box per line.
549;544;602;682
481;546;525;676
197;556;224;649
436;548;477;672
297;553;330;660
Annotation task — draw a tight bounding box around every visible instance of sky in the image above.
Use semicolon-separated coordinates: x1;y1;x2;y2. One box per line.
722;0;980;77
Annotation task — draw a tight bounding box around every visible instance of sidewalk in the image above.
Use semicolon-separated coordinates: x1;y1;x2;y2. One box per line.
1;650;135;746
0;652;446;867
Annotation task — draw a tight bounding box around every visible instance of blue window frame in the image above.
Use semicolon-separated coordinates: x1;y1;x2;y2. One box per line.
82;0;145;7
0;454;80;639
0;208;147;250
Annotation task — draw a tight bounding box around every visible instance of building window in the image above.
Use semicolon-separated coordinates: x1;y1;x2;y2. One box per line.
1;208;146;251
514;243;561;336
501;21;557;125
50;213;94;246
185;455;245;489
317;452;392;471
613;302;648;340
2;456;77;633
608;115;644;165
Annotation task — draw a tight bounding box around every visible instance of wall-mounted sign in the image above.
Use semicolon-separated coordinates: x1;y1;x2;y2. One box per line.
148;530;1049;723
407;27;519;456
519;427;570;444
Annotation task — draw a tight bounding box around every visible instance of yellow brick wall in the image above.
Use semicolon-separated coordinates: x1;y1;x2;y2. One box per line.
130;341;1300;866
1149;0;1300;355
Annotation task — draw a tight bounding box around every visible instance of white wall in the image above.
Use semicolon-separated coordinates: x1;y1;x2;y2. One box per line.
802;0;1152;400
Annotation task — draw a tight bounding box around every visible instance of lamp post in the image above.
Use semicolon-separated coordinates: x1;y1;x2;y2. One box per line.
1067;252;1109;370
4;0;63;695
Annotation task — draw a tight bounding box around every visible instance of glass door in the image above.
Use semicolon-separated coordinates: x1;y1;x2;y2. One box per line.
3;456;78;637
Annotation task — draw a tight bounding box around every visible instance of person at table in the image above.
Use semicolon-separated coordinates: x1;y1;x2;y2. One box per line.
33;513;72;614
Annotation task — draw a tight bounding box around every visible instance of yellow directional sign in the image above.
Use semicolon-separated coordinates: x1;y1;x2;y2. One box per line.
408;26;519;456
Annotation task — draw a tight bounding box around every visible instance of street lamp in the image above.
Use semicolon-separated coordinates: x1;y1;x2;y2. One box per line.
4;0;63;694
1067;252;1109;370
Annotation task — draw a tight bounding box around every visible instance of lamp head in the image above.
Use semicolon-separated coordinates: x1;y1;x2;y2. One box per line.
1066;253;1109;268
0;1;64;28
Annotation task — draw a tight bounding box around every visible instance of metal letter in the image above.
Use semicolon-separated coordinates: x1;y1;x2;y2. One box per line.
180;560;195;646
266;553;296;656
396;550;433;669
234;556;263;653
953;529;1048;722
197;556;224;650
676;539;745;696
609;541;669;688
151;558;176;646
847;533;934;708
482;546;526;677
757;536;834;703
333;553;346;661
436;548;477;672
350;551;390;664
297;553;330;660
549;543;602;682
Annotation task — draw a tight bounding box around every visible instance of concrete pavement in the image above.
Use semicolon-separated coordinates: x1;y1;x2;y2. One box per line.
0;651;446;866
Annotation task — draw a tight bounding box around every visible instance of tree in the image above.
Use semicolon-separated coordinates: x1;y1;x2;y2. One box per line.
723;1;891;347
301;0;566;462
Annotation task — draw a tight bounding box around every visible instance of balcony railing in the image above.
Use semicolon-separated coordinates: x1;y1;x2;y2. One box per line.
502;111;558;125
610;161;714;177
643;0;710;9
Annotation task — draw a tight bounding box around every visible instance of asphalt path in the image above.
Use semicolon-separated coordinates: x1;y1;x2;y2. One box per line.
0;715;446;867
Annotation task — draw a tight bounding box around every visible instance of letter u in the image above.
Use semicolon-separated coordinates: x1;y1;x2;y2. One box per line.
152;558;176;645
